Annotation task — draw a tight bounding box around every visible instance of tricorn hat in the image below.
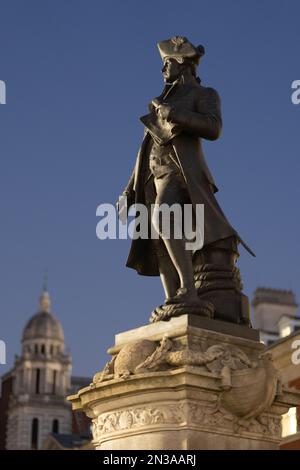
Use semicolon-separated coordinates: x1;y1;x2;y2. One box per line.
157;36;205;64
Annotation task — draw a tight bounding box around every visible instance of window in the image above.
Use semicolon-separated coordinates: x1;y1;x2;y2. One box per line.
31;418;39;449
50;345;53;355
52;419;59;434
52;370;57;394
35;368;40;394
34;344;38;354
41;344;45;355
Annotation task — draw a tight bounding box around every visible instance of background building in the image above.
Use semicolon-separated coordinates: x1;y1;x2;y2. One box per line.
252;287;300;346
251;287;300;449
0;287;91;450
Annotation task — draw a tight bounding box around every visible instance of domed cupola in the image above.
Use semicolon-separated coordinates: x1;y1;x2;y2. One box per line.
21;286;65;357
22;290;64;343
5;282;72;450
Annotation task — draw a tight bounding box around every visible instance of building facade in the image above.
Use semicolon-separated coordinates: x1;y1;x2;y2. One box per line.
252;287;300;345
252;287;300;448
1;288;73;449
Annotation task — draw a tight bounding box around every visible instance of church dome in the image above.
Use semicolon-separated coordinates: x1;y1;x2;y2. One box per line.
22;289;64;342
22;311;64;342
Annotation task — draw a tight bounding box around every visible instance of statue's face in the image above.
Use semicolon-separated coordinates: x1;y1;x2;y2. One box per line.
162;58;183;83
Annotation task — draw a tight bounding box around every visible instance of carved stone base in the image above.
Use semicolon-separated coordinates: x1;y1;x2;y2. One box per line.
68;315;300;450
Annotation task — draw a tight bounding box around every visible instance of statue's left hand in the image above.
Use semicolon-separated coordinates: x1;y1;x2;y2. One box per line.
156;103;173;121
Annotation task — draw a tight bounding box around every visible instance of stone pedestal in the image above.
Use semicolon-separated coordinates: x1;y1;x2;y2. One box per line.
68;315;300;450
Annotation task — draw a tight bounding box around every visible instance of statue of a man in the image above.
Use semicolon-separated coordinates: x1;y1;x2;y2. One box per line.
119;36;254;324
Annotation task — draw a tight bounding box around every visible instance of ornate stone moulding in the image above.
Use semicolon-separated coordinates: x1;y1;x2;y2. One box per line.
68;317;300;450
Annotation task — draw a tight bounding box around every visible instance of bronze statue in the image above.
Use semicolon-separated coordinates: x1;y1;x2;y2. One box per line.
118;36;254;325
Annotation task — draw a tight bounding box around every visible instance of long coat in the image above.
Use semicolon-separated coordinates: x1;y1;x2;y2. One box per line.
124;79;245;276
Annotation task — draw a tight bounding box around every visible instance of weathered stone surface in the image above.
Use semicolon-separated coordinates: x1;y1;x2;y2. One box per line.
68;317;300;450
111;315;260;350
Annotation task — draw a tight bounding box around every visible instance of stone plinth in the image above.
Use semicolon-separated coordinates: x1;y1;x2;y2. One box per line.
68;315;300;450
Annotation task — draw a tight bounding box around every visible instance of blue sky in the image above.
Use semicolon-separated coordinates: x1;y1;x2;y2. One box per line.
0;0;300;377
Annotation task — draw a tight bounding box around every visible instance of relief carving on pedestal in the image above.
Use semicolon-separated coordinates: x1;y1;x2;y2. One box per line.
92;404;182;441
92;401;281;443
92;336;280;422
